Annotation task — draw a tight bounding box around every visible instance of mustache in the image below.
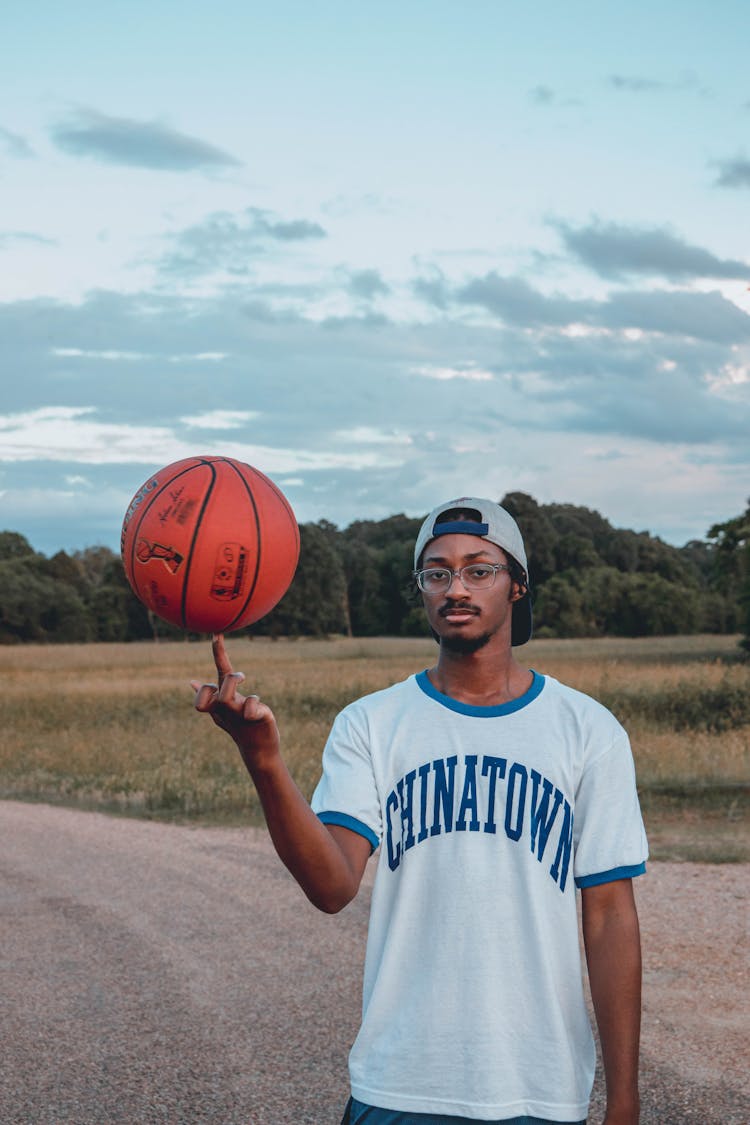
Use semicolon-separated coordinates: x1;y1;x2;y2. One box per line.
438;603;480;617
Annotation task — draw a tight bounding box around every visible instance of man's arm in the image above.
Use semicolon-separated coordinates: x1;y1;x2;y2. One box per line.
581;878;642;1125
191;635;371;913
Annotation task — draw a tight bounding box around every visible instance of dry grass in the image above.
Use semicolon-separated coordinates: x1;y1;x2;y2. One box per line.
0;635;747;860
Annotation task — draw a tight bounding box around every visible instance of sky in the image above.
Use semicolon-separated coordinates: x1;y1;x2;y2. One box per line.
2;0;749;555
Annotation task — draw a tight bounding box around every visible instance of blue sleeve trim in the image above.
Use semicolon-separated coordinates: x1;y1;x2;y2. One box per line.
575;861;647;888
317;811;379;853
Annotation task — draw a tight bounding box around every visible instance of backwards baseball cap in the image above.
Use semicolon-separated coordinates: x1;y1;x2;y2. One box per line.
414;497;533;646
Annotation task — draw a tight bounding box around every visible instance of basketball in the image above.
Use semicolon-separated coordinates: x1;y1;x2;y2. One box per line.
120;457;300;633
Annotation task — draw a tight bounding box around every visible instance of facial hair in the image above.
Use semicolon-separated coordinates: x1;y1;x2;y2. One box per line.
440;630;493;655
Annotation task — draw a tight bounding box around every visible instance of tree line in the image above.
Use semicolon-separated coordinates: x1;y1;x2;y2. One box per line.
1;492;748;649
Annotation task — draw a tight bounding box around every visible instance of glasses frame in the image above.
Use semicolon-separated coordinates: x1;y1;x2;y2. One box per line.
413;563;510;595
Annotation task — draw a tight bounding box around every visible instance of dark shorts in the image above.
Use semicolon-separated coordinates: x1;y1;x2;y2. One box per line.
345;1097;586;1125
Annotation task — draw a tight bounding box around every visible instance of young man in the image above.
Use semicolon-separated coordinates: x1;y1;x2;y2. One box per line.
192;498;647;1125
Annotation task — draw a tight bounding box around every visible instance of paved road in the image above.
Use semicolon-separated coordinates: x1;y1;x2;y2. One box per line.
1;802;747;1124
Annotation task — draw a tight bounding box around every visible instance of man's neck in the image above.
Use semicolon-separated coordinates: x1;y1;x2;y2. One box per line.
428;644;533;707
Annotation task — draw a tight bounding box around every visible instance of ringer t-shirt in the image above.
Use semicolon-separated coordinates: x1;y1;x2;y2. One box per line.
311;671;647;1123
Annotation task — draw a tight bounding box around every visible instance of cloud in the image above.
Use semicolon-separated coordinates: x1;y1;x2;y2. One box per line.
607;72;705;95
444;267;750;345
412;271;450;310
0;231;57;250
0;126;34;158
600;289;750;344
713;157;750;189
457;272;592;327
334;426;412;445
556;220;750;281
348;269;390;300
0;406;398;472
1;285;748;553
412;364;493;382
52;347;148;360
527;85;581;108
180;410;259;429
50;109;241;171
529;85;555;105
158;206;326;280
607;75;667;93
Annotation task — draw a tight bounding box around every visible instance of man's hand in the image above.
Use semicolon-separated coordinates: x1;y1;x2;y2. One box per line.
191;634;279;769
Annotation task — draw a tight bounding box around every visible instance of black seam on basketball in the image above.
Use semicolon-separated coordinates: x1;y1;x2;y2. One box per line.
224;460;263;631
127;461;205;599
180;461;217;630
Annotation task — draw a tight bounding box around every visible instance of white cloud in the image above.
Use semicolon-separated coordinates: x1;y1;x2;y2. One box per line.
0;407;399;472
52;347;229;363
167;352;228;363
706;361;750;394
336;426;413;445
180;410;259;429
52;347;148;360
411;363;494;382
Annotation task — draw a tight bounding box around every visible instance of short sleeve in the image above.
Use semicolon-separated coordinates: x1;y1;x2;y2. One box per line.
311;706;382;852
573;730;648;888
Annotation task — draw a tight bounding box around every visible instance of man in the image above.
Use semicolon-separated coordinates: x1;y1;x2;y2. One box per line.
192;497;647;1125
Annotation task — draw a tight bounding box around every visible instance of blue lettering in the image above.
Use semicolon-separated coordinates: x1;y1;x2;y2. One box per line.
417;762;431;843
529;770;563;862
455;755;480;832
385;789;401;871
481;756;507;834
549;799;574;892
504;763;527;841
430;755;458;837
397;769;417;852
385;755;572;891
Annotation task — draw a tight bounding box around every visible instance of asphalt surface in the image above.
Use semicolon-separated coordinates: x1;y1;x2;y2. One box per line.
1;802;747;1124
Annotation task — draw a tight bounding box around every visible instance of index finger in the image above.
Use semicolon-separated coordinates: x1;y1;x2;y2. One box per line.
212;633;233;679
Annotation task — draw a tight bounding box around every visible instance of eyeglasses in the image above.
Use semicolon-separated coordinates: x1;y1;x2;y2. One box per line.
414;563;510;595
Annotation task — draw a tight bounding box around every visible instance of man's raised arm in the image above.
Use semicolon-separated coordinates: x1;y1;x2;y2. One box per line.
191;635;370;913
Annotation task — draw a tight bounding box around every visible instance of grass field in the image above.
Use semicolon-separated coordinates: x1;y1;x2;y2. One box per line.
0;634;747;862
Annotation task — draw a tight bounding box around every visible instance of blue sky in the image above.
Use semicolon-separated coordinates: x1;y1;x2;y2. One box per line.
2;1;749;554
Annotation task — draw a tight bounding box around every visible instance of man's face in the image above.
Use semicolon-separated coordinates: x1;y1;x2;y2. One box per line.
418;533;519;654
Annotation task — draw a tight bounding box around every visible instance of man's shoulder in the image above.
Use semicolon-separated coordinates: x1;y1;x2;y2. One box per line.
339;674;419;719
539;674;626;736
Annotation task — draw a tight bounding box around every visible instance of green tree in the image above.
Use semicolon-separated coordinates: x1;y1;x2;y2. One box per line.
500;492;557;587
708;502;750;654
533;576;588;638
0;558;92;643
0;530;36;561
257;521;349;637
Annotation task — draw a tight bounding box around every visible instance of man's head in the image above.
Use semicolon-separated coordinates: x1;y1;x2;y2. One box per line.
414;497;532;648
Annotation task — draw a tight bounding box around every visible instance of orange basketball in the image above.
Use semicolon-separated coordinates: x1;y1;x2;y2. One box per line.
121;457;300;633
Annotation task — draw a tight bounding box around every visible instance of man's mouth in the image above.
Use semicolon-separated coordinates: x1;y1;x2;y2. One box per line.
439;604;479;623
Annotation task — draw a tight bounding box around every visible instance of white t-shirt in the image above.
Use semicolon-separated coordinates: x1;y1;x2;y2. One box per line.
311;670;647;1122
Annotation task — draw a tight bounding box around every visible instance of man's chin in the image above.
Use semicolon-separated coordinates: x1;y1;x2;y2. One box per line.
440;630;493;655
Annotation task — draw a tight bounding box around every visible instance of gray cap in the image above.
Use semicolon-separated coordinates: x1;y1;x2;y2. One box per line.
414;496;532;645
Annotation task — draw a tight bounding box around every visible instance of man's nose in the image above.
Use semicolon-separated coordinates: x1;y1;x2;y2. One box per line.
445;573;471;597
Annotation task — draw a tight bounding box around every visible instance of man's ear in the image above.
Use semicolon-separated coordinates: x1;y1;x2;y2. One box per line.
509;581;528;603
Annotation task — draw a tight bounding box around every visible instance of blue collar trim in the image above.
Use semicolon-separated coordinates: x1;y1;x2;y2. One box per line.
415;669;545;716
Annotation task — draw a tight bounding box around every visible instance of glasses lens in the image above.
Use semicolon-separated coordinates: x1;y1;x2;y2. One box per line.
418;568;450;592
461;565;497;589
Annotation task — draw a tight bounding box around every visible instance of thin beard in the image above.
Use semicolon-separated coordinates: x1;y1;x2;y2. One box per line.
440;631;493;655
